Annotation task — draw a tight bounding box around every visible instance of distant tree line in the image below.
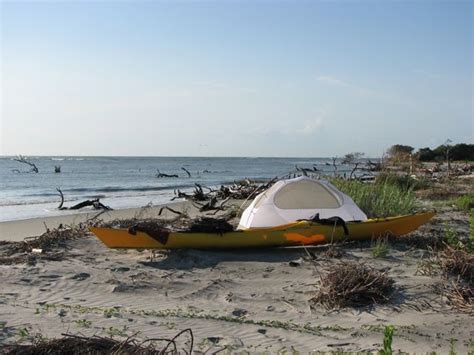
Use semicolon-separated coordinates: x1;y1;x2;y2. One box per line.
388;143;474;162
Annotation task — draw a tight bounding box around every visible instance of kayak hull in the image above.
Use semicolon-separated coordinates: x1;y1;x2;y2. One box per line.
89;212;434;249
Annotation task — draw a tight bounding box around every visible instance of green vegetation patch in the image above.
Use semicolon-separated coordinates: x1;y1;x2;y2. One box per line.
454;194;474;212
331;178;419;218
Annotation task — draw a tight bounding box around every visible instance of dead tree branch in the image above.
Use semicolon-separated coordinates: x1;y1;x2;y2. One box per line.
158;206;183;216
56;188;112;211
181;167;191;178
14;155;39;173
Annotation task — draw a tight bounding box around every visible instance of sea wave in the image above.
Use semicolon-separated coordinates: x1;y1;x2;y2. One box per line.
0;183;199;207
65;184;196;194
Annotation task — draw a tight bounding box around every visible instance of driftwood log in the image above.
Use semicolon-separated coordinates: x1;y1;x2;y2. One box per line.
56;188;112;211
156;169;178;178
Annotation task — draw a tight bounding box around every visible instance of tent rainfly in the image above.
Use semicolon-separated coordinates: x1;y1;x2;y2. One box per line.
238;176;367;229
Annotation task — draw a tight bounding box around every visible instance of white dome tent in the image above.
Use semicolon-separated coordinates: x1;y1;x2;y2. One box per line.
238;176;367;229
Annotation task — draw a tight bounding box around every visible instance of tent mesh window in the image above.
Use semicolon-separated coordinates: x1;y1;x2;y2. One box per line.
273;180;342;209
254;182;283;208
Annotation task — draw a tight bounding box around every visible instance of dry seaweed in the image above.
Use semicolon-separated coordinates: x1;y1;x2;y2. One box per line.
323;245;347;258
310;262;395;309
184;217;234;234
439;246;474;284
2;329;193;354
437;281;473;315
104;215;235;235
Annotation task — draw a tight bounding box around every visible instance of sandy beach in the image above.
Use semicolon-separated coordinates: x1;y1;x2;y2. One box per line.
1;195;472;353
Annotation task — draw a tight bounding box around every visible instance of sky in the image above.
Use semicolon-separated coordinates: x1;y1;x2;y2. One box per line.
1;0;473;157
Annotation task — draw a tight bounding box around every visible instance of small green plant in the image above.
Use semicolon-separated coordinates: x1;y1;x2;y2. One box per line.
379;325;394;355
372;238;390;258
103;307;120;318
74;319;92;328
105;325;128;337
455;194;474;212
44;304;57;312
33;333;47;344
468;337;473;355
18;327;29;338
444;223;461;248
160;321;176;330
443;222;472;251
449;338;457;355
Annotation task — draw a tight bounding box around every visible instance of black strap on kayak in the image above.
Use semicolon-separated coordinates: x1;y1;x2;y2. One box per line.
305;213;349;236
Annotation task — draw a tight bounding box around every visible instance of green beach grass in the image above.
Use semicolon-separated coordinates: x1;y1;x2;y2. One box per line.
331;178;419;218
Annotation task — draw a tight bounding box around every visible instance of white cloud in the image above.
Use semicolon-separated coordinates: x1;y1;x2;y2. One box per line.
316;75;351;87
317;74;383;98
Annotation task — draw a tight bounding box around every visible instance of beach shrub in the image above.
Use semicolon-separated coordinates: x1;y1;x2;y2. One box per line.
331;179;419;218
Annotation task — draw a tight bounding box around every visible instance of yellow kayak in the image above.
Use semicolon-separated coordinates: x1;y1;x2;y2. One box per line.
90;212;434;249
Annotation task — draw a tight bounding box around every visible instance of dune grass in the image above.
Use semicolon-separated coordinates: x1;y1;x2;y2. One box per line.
331;178;419;218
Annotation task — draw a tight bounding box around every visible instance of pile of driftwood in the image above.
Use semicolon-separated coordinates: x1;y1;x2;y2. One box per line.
0;224;90;266
3;329;193;355
311;262;395;309
172;178;276;213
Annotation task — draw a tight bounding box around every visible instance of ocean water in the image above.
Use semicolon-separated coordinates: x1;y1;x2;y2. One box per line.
0;156;351;222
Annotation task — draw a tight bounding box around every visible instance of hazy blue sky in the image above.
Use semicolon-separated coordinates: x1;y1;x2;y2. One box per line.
1;0;472;157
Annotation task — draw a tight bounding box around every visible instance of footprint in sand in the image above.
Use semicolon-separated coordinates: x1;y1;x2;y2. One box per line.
231;308;248;317
39;274;62;279
70;273;90;281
